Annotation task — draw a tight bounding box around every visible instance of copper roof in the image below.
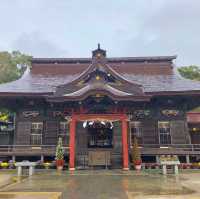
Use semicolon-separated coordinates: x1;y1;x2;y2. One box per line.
0;47;200;100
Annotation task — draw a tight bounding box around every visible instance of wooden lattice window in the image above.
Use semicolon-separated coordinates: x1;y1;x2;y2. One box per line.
58;122;69;146
158;121;171;145
130;121;143;145
31;122;43;145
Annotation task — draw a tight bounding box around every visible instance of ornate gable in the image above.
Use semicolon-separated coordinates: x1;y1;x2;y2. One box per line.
47;45;151;102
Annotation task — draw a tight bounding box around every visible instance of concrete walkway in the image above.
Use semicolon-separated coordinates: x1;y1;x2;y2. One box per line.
0;192;61;199
1;170;200;199
0;172;13;188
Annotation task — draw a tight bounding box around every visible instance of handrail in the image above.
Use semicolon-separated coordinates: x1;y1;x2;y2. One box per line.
0;145;69;153
0;145;68;147
0;144;200;152
128;144;200;152
138;144;200;152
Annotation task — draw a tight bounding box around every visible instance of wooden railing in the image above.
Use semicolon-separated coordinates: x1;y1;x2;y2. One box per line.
0;145;69;153
138;144;200;152
0;144;200;153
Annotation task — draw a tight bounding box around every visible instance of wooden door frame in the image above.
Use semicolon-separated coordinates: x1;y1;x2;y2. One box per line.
69;113;129;170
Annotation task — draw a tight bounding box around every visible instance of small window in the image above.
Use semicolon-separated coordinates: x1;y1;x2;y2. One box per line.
130;121;143;145
31;122;43;145
158;121;171;145
58;122;69;145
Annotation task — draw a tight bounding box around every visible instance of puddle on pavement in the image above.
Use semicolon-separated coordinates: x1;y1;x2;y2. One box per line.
0;176;26;190
0;171;196;199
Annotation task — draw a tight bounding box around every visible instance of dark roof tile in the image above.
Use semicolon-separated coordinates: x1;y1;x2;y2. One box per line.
1;56;200;96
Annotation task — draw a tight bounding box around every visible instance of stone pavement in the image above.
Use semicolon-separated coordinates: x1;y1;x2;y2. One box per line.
1;170;200;199
0;192;61;199
0;172;13;188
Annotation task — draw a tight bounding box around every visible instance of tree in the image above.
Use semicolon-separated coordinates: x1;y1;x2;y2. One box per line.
55;137;64;160
55;137;65;170
178;65;200;81
132;137;141;166
0;51;31;84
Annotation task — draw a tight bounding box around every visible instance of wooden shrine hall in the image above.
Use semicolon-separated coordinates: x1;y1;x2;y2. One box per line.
1;45;200;170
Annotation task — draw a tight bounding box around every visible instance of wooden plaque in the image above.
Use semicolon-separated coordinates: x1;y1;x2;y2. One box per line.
88;151;111;166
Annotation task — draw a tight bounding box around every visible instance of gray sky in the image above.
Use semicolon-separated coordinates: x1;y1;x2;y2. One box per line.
0;0;199;66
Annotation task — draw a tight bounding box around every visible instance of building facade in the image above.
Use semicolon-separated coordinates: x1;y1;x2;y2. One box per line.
0;45;200;170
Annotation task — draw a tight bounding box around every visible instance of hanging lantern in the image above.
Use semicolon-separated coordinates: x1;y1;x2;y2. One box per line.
89;121;94;125
83;121;87;128
110;122;114;129
101;121;106;125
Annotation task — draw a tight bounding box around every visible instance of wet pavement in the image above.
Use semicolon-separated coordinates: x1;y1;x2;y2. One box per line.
0;192;61;199
0;170;200;199
0;171;14;188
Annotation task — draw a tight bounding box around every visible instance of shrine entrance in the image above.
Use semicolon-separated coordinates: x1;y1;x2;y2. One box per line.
69;114;129;170
87;121;113;149
76;120;114;169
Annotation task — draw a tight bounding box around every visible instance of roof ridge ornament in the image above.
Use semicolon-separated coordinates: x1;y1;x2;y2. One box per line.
92;43;106;58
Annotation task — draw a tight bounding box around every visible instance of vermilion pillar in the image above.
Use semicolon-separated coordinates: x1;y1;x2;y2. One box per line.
69;116;76;170
122;118;129;170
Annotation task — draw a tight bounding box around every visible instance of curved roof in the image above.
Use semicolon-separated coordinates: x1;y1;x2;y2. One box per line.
48;51;149;101
0;47;200;100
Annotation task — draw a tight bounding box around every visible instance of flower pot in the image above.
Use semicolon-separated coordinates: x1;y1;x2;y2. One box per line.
133;159;142;170
57;165;63;171
56;159;64;170
135;164;142;170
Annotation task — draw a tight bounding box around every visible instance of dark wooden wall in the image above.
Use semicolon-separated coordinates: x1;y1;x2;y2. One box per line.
15;107;67;146
129;119;190;145
15;121;31;145
142;120;158;144
0;132;13;145
11;96;200;147
14;110;192;146
112;121;122;168
170;120;190;144
44;121;58;145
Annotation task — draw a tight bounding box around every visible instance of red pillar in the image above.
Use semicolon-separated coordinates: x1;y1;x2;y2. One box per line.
69;116;76;170
122;117;129;170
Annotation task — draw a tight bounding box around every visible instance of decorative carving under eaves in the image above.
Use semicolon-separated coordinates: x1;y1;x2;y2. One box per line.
134;110;151;119
128;110;151;120
161;109;179;117
64;116;72;122
53;111;64;117
23;111;40;118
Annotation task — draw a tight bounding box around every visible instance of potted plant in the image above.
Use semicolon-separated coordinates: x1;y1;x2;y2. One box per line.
55;137;64;170
132;137;142;170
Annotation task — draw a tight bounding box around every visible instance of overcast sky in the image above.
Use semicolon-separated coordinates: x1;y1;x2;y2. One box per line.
0;0;199;66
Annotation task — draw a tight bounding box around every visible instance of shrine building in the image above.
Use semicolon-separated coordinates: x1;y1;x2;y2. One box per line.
0;45;200;170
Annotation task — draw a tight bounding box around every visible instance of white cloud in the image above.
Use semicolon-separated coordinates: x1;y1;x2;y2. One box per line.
0;0;199;65
12;32;68;57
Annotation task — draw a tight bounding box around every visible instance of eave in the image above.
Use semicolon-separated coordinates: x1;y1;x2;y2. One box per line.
47;88;151;102
147;90;200;96
0;92;53;97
